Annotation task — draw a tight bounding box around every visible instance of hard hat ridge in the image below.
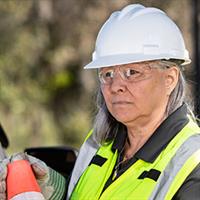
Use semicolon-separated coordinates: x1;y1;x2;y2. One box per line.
116;4;145;20
117;4;165;21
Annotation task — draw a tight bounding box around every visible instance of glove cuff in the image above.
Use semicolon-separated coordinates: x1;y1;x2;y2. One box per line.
48;168;67;200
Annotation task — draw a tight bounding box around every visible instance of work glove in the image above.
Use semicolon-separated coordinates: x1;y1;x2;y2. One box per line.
0;152;67;200
0;157;9;200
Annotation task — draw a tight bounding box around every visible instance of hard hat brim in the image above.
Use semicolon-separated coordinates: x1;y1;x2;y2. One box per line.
84;54;191;69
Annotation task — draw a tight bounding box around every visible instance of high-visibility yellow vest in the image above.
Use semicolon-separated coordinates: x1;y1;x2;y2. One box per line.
70;119;200;200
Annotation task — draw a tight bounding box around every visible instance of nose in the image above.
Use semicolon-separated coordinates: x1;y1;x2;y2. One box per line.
110;71;127;93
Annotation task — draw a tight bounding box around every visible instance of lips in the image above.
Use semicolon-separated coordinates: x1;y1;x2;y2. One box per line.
112;101;133;105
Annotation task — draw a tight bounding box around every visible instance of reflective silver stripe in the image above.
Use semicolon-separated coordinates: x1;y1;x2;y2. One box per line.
149;134;200;200
67;135;99;199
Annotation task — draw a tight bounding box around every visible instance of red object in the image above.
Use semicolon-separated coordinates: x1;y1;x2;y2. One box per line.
7;160;41;200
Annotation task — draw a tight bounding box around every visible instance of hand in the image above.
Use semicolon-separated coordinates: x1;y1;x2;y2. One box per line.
0;152;67;200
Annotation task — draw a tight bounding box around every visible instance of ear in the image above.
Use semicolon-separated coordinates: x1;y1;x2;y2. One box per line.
164;67;180;96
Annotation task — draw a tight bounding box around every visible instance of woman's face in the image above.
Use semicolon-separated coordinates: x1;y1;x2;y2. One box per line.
100;61;179;126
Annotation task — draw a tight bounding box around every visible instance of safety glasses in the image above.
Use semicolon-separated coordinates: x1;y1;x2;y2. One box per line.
98;62;159;85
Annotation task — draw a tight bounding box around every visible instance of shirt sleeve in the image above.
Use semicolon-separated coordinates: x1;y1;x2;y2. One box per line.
172;163;200;200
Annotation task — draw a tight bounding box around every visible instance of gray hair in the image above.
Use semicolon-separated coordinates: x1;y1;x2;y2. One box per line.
92;60;193;144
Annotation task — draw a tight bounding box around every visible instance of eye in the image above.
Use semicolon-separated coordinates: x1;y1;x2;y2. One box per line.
101;69;114;79
126;69;141;77
98;69;114;84
105;71;113;78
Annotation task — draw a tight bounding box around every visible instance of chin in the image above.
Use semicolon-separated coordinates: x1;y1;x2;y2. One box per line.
113;113;137;124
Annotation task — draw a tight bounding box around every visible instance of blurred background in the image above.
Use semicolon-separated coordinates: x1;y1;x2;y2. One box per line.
0;0;199;153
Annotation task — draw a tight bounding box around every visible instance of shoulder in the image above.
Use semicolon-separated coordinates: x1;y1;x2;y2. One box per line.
173;163;200;200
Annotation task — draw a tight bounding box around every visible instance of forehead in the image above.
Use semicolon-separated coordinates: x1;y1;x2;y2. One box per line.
118;61;152;68
100;61;157;70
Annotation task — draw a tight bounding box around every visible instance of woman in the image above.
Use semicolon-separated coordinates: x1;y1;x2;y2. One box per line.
67;4;200;200
0;4;200;200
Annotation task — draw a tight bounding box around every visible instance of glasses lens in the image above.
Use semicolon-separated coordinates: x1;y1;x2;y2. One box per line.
124;68;143;81
99;69;114;84
123;65;152;82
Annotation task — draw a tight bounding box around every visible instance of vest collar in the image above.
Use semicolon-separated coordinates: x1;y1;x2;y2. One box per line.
112;104;189;163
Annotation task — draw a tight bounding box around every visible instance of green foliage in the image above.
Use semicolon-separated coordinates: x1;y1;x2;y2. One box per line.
0;0;93;153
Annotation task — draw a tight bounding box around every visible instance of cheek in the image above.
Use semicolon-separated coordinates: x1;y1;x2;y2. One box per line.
128;76;167;105
127;80;153;98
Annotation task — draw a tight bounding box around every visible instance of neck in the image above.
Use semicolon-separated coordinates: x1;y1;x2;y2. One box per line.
124;108;166;159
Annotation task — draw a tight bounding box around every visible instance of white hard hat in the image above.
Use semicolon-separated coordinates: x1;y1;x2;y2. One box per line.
84;4;191;69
